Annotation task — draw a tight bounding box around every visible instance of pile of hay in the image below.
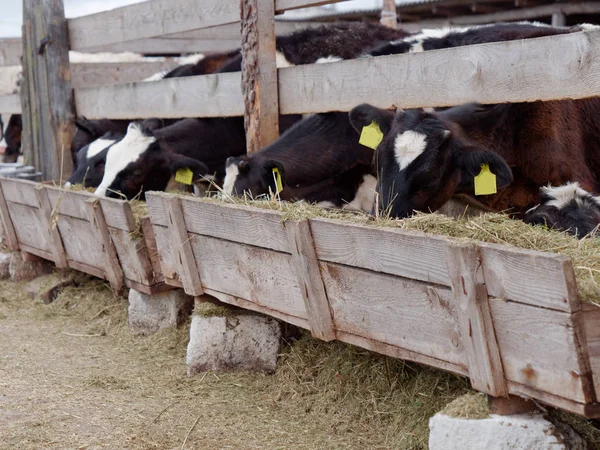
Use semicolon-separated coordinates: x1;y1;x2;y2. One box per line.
200;195;600;305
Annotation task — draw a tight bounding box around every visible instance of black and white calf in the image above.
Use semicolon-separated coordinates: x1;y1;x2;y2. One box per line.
224;112;377;212
67;131;124;188
525;183;600;238
0;114;22;163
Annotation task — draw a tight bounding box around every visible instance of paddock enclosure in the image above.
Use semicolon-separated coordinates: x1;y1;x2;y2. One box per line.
0;0;599;422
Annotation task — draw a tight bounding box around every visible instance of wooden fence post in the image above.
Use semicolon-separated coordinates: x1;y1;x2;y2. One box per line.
241;0;279;154
380;0;398;28
21;0;75;183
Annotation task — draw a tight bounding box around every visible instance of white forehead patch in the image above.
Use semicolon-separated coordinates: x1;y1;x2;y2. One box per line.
276;51;295;68
541;182;600;210
315;55;343;64
394;131;427;170
86;138;117;159
94;124;156;197
222;163;240;196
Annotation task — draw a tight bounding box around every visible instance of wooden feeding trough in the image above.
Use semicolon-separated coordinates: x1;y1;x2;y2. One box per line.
146;192;600;418
0;177;167;294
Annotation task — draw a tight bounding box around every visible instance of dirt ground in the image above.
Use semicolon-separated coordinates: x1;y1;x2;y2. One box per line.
1;275;598;449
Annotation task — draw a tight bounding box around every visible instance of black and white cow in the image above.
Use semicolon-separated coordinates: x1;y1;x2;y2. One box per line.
524;183;600;238
67;131;124;188
94;22;409;200
224;112;377;211
71;118;132;168
0;114;22;163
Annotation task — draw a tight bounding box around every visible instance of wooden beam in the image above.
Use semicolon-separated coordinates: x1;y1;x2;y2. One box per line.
445;243;507;396
552;11;566;27
0;181;19;251
0;39;22;67
161;194;203;296
82;38;241;55
380;0;398;29
277;29;600;113
488;394;537;415
74;72;243;119
22;0;74;183
0;94;22;114
70;61;178;88
274;0;347;14
85;198;124;293
35;185;68;268
286;219;336;341
241;0;279;154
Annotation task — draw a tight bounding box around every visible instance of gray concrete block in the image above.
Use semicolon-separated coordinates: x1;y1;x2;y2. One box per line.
128;288;193;335
187;308;281;375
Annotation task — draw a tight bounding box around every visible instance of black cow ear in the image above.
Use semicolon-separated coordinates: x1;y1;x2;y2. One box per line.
349;104;395;135
238;160;250;174
168;154;209;181
264;159;286;187
75;117;96;136
455;149;513;192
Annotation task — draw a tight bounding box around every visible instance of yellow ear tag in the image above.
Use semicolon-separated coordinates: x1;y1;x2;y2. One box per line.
272;167;284;194
474;163;497;196
359;121;384;150
175;167;194;185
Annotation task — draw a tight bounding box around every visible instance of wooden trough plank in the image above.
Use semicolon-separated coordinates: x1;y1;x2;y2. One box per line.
189;235;307;320
140;217;165;284
85;199;124;293
507;381;596;418
204;288;310;330
161;195;203;296
320;261;466;368
278;29;600;114
68;259;106;281
108;227;154;286
19;243;54;263
55;215;104;270
75;72;243;120
1;178;40;208
0;94;21;114
7;202;51;252
445;243;507;396
310;218;452;286
479;242;578;312
286;220;336;341
68;0;241;51
489;298;589;403
146;195;289;253
149;224;181;286
35;186;68;268
0;181;19;250
582;304;600;402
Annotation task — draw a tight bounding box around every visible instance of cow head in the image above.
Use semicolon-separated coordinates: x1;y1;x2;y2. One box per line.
349;104;512;218
67;131;123;188
94;123;208;200
223;156;285;198
524;183;600;238
0;115;22;163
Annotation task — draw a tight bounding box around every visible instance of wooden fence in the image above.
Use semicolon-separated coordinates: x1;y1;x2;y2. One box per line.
6;0;600;418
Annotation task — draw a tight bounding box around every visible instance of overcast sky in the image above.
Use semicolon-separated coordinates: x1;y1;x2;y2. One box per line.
0;0;146;38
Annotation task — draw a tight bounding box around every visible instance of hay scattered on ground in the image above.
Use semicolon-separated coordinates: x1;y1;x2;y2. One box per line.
440;392;490;420
199;195;600;304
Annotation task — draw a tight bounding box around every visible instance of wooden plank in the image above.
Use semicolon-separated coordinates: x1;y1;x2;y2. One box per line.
168;20;323;40
488;395;536;415
146;196;289;252
0;178;40;207
150;225;181;286
7;202;51;252
22;0;74;182
445;243;507;396
320;261;465;368
310;218;452;286
286;220;335;341
380;0;398;28
68;0;241;51
204;288;309;330
35;185;68;268
67;259;106;280
0;39;21;67
74;72;243;120
277;29;600;114
109;228;154;286
274;0;345;13
0;94;21;114
125;278;173;296
140;217;164;284
189;235;307;320
20;15;36;169
161;195;203;296
55;215;104;270
19;243;54;263
0;182;19;250
85;198;124;293
71;61;178;88
83;38;241;55
582;304;600;401
489;298;589;403
241;0;279;153
479;242;579;312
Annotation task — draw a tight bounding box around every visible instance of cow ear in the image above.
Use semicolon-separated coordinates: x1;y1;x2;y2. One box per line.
455;149;513;192
75;117;97;136
349;104;395;135
263;159;286;187
168;154;209;181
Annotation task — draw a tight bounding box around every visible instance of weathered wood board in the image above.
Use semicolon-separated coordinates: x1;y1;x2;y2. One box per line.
146;194;600;417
